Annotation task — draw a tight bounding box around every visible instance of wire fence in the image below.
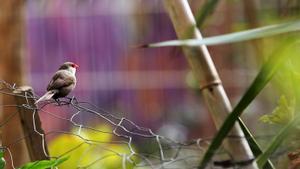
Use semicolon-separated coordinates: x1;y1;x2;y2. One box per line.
0;80;283;169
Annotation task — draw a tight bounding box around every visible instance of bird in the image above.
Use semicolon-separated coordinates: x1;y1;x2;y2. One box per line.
35;62;79;104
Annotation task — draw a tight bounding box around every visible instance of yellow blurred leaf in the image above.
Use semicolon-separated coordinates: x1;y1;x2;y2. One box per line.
80;125;112;143
48;135;89;168
48;125;135;169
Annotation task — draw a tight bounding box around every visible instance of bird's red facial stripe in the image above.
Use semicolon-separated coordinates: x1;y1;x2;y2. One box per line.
72;63;79;68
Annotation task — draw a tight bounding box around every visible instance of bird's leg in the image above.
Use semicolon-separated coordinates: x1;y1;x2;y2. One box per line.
66;96;78;104
54;98;61;105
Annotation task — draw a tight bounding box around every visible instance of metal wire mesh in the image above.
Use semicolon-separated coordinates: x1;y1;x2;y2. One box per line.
0;80;276;169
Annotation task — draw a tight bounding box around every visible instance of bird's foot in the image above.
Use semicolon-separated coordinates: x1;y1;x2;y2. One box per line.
66;96;78;104
54;98;61;105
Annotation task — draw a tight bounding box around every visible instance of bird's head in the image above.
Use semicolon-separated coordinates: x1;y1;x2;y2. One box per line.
59;62;79;75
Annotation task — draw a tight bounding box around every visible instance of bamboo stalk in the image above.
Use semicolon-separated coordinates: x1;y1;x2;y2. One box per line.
163;1;258;168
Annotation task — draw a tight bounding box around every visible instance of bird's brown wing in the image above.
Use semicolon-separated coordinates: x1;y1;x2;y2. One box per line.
47;71;75;91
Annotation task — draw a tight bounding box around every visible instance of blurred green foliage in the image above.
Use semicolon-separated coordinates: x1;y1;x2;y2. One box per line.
17;157;68;169
260;95;295;125
0;150;5;169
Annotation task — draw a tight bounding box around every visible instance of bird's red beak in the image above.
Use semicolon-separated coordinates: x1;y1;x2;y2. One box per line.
73;63;79;68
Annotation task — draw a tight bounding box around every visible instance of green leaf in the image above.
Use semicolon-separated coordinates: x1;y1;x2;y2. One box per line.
195;0;220;28
256;114;300;168
18;157;68;169
198;40;296;169
238;119;274;169
260;95;294;125
0;149;5;169
144;20;300;47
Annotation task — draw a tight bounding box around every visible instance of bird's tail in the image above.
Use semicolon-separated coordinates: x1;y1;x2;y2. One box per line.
35;90;58;104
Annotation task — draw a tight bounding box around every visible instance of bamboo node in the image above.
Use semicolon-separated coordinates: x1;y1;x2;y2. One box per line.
199;80;222;91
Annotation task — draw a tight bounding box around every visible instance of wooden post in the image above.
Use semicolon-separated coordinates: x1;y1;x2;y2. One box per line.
13;86;49;161
163;0;258;168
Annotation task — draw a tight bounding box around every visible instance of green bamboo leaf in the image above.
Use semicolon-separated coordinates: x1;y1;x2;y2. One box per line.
256;114;300;168
18;157;68;169
195;0;220;28
238;119;274;169
0;150;5;169
144;21;300;48
198;40;296;169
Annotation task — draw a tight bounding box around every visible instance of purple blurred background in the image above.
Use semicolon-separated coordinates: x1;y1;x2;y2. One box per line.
25;0;246;140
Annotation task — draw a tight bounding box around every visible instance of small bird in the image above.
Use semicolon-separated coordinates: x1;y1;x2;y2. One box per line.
35;62;79;104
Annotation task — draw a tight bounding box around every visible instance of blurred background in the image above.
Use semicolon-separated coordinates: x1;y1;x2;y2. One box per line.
26;0;216;139
1;0;300;168
24;0;300;139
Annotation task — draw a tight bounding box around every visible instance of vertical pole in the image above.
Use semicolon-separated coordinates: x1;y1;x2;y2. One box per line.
163;0;258;168
14;86;49;161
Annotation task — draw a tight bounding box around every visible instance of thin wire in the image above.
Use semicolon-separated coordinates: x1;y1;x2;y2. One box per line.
0;81;279;168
